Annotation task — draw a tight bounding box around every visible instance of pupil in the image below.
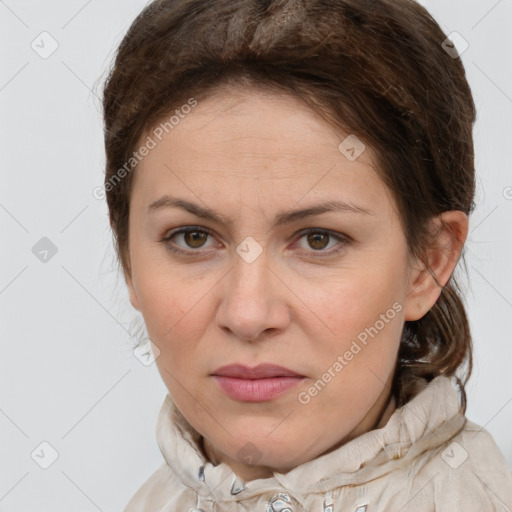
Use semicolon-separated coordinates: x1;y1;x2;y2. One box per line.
308;233;328;250
186;231;207;248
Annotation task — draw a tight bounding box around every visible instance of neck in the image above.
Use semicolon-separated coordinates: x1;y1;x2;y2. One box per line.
201;436;275;480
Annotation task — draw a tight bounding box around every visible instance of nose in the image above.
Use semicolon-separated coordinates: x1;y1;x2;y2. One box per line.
215;246;291;342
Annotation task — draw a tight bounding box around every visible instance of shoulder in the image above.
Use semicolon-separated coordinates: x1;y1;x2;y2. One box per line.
422;419;512;511
123;463;191;512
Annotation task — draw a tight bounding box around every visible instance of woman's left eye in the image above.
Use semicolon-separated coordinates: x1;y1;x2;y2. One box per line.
292;229;349;256
161;227;349;256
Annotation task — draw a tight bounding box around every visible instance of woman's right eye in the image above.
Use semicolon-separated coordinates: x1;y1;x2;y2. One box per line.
161;227;217;254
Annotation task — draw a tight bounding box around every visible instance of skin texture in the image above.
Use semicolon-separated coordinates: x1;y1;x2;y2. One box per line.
123;86;468;482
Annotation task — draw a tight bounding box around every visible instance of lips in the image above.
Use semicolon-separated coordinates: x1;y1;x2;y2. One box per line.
211;364;305;402
211;364;304;379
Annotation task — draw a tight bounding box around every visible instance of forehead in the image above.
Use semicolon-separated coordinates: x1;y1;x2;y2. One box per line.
132;87;393;216
148;88;367;163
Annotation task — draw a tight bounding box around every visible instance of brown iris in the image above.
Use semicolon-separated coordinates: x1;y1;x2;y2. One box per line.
307;232;329;250
184;230;208;248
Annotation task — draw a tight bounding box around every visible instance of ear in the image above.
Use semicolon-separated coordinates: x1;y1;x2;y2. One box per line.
124;268;141;312
403;211;468;321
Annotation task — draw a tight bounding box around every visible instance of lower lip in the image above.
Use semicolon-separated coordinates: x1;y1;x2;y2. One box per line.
212;375;304;402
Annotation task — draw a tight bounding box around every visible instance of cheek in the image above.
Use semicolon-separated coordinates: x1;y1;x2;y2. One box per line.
310;265;405;384
317;268;405;334
133;268;228;388
132;256;205;339
309;296;402;419
138;275;210;394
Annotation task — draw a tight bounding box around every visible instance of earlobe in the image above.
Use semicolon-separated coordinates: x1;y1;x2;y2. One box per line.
403;211;468;321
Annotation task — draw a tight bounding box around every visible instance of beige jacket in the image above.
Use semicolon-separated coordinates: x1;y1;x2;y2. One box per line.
124;376;512;511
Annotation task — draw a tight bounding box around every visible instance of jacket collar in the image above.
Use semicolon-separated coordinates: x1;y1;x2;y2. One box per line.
155;375;466;504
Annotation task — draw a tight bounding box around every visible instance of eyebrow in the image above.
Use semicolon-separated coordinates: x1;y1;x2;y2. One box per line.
147;195;374;228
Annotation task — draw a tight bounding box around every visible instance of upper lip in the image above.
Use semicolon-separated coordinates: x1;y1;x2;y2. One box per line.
211;364;304;379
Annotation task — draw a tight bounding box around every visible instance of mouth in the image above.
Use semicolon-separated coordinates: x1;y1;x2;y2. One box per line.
211;364;305;402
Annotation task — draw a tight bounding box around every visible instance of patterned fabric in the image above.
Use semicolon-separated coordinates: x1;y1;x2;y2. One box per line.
124;376;512;511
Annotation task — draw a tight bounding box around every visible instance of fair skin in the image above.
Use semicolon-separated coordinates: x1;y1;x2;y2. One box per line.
123;86;468;482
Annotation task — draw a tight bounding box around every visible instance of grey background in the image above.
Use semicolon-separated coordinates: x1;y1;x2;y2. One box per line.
1;0;511;510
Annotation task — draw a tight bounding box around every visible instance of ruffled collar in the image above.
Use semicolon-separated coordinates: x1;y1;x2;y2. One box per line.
155;375;466;504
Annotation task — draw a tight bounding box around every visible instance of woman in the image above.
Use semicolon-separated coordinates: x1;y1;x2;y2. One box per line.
101;0;512;510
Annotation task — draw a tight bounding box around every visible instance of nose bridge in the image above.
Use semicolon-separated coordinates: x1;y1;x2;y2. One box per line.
230;241;272;306
217;241;287;341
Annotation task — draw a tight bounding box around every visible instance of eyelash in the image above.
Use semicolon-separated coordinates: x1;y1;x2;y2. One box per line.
160;226;350;258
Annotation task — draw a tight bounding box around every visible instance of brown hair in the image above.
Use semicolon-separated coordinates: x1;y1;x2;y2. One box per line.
102;0;476;408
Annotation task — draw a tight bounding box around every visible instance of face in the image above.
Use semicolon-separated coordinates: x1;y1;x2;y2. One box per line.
124;86;423;480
